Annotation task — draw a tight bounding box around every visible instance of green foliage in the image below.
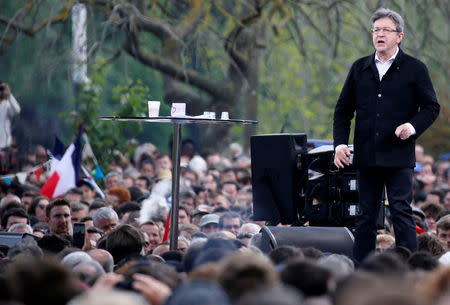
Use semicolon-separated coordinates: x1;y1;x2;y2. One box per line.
257;0;448;156
0;0;448;157
258;29;343;140
64;59;150;170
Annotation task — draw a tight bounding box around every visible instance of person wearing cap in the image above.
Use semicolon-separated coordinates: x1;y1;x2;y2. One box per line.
199;214;220;235
191;204;209;227
77;178;98;204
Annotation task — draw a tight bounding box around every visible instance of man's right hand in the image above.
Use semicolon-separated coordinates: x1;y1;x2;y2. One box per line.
334;145;351;168
0;82;11;101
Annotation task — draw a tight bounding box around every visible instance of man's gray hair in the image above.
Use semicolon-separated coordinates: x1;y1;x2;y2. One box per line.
93;207;119;227
370;8;405;33
8;223;33;234
239;223;261;235
73;260;105;286
0;194;21;207
178;235;191;247
105;171;122;181
317;253;355;280
68;289;149;305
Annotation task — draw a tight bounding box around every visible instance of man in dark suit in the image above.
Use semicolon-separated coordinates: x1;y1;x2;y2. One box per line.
333;8;440;263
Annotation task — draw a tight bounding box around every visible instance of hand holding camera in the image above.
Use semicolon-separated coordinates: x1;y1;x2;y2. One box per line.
0;81;11;101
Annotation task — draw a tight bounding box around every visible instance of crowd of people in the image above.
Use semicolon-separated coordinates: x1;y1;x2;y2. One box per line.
1;4;449;304
0;134;449;305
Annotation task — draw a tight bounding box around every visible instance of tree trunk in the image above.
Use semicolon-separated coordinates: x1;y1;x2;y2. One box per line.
243;26;260;153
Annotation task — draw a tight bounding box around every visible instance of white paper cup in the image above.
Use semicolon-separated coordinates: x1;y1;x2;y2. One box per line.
148;101;160;117
221;112;229;120
171;103;186;116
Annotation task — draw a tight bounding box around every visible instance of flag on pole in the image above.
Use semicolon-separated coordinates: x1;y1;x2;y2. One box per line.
82;137;95;160
162;213;170;242
82;132;104;180
92;164;104;180
34;167;43;183
49;135;66;173
53;136;65;160
80;166;105;199
40;128;82;198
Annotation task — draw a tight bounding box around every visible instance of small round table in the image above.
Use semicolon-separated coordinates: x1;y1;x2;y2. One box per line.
99;116;258;250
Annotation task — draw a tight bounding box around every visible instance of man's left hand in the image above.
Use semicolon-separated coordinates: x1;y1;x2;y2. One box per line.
132;273;171;305
395;123;411;140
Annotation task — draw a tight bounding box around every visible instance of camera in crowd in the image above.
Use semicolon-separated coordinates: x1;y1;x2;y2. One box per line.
0;81;11;100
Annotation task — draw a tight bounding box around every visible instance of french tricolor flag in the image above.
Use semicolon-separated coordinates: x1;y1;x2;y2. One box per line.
40;128;82;198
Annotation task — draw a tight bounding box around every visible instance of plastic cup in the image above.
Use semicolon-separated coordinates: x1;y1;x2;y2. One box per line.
202;111;215;119
171;103;186;116
148;101;160;117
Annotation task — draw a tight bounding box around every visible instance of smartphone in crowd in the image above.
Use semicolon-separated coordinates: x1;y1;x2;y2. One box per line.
72;222;86;249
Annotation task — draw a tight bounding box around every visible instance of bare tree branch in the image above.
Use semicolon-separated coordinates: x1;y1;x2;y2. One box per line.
433;0;450;24
113;2;183;43
333;5;340;58
293;4;332;46
0;0;72;36
222;2;262;72
174;0;204;39
122;34;231;100
164;83;211;111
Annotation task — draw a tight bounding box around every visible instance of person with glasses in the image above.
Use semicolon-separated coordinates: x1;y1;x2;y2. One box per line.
28;195;50;223
219;211;242;236
333;8;440;264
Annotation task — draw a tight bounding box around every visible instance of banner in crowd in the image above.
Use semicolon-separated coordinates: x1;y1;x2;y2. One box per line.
0;128;105;196
0;160;51;185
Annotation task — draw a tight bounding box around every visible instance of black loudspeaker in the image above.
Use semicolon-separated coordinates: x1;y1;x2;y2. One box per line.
258;226;354;258
251;133;307;225
0;232;37;247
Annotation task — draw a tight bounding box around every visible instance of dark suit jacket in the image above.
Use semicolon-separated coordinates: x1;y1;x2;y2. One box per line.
333;48;440;168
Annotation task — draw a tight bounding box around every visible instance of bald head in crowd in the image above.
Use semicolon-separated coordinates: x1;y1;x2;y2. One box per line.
88;249;114;273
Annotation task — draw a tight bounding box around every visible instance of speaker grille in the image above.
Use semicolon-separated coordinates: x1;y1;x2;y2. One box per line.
259;226;354;258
